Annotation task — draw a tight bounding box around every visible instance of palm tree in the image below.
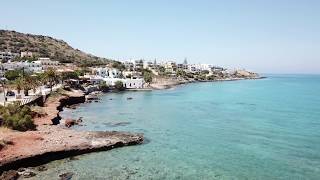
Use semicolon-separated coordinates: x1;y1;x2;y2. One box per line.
44;68;59;92
27;75;40;94
22;75;33;96
14;77;24;95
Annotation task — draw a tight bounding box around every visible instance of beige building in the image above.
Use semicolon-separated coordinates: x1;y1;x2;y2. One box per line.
20;51;33;58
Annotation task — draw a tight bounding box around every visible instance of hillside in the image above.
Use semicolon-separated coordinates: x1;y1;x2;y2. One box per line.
0;30;111;65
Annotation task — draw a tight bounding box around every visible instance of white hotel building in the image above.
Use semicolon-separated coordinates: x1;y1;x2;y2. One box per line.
88;67;144;89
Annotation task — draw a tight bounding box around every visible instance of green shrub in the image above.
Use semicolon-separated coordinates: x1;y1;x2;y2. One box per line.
112;61;125;71
5;69;23;81
61;71;79;80
99;82;109;92
114;81;125;91
142;69;153;83
0;103;36;131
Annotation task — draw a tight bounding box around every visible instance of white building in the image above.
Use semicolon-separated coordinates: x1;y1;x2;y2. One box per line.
0;61;43;74
143;61;155;70
102;78;144;89
92;67;121;78
134;60;143;71
124;61;134;71
177;63;188;71
164;61;177;73
87;67;145;89
0;52;19;62
83;75;104;84
186;63;221;73
24;61;42;73
1;62;24;71
187;64;199;73
84;75;144;89
36;58;59;70
123;78;144;89
122;71;142;79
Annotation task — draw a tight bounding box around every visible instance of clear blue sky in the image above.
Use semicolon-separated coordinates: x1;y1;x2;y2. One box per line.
1;0;319;74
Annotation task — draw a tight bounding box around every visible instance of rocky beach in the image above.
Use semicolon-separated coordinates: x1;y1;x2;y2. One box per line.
0;90;143;179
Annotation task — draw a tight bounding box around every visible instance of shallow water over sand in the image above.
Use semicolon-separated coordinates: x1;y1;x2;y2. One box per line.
33;75;320;179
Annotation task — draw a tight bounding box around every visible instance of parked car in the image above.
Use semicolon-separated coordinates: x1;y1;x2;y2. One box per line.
6;91;15;96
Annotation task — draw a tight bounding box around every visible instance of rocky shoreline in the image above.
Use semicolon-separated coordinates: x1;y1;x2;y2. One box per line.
0;90;144;179
150;76;265;90
0;76;263;178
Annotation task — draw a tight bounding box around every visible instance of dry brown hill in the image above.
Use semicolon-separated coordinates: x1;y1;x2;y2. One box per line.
0;30;111;65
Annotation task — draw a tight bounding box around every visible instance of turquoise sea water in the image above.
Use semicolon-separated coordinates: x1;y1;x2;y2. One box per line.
33;75;320;179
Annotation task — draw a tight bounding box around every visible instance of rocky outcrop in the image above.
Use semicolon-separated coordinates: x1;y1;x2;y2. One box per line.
57;95;85;112
0;128;143;173
51;91;85;125
59;172;74;180
0;170;19;180
233;70;260;79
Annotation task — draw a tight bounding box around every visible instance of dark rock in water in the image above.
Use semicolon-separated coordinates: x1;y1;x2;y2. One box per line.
52;113;62;125
17;167;38;177
77;117;83;123
17;168;26;172
65;119;77;128
68;105;77;109
114;122;131;126
64;118;84;128
59;172;74;180
0;170;19;180
94;100;99;102
16;168;37;178
128;169;138;175
127;97;133;100
109;98;113;100
36;165;47;171
69;156;80;161
20;170;36;178
142;138;151;145
86;95;100;101
103;122;131;127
